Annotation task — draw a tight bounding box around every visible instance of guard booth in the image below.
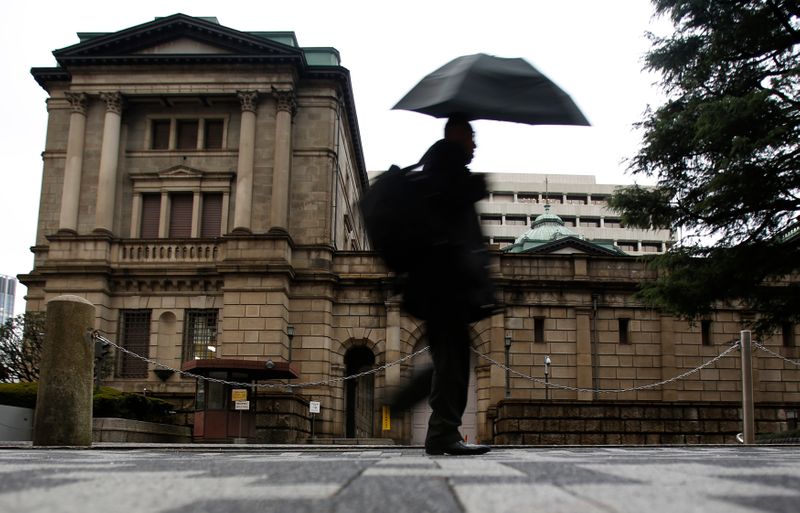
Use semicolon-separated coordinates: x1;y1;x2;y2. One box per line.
182;359;298;442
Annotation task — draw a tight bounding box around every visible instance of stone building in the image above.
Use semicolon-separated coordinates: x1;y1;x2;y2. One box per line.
22;15;799;444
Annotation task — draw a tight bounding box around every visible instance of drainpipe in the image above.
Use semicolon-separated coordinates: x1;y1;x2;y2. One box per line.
331;96;342;247
591;293;599;399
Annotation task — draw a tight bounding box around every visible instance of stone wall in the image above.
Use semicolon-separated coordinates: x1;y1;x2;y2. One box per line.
255;392;311;443
492;400;800;445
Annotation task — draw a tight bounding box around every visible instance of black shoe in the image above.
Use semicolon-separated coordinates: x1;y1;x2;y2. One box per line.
425;440;491;456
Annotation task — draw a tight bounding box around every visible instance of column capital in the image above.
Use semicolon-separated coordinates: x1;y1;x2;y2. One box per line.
237;90;259;113
271;87;296;114
99;91;124;115
64;92;88;115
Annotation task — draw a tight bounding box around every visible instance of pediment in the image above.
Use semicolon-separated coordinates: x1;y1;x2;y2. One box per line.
522;236;628;257
158;165;204;179
134;37;232;55
53;13;304;65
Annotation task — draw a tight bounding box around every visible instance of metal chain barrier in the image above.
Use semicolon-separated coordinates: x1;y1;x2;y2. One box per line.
91;331;429;390
471;341;742;394
754;342;800;367
93;329;753;395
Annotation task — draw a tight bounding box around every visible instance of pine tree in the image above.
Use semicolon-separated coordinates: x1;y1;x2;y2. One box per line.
610;0;800;334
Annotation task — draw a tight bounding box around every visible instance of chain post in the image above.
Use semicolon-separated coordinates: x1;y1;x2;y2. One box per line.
740;330;755;444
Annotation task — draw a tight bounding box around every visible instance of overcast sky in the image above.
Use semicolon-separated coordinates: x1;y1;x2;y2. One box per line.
0;0;672;314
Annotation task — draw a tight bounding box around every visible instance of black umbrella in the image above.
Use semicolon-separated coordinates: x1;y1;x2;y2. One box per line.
393;53;589;126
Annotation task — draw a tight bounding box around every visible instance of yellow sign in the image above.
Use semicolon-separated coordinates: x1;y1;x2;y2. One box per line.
381;405;391;431
231;389;248;402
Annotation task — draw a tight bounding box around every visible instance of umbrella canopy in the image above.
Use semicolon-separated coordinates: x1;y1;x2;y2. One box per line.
393;53;589;126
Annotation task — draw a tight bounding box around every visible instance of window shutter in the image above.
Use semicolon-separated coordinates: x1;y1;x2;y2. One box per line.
204;120;224;149
176;120;198;150
119;310;151;378
201;193;223;237
140;194;161;238
169;193;193;238
151;120;170;150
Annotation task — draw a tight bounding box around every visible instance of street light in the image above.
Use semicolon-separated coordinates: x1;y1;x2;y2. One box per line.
504;332;512;398
544;355;551;400
287;325;295;362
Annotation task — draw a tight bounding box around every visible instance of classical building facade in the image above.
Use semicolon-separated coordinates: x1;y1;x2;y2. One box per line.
22;15;799;444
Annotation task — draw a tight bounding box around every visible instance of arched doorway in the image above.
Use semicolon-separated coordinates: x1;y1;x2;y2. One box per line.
410;340;478;445
344;345;375;438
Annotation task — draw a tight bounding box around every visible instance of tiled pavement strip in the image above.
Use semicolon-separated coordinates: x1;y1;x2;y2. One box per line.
0;445;799;513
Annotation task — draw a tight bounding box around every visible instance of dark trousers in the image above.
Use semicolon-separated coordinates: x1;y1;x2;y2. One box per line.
425;312;472;447
390;309;472;448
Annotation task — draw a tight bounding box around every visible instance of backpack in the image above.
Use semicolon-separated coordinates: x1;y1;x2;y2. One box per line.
359;162;436;273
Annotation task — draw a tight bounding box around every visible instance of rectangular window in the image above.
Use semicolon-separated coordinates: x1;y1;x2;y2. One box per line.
169;193;193;238
783;323;795;347
176;120;199;150
493;193;514;203
140;193;161;238
604;218;622;228
517;193;538;203
505;215;527;226
494;237;515;248
580;218;601;228
591;195;608;206
618;318;630;344
701;319;712;345
534;317;545;344
151;120;171;150
480;215;502;226
204;119;224;149
118;310;151;378
566;195;587;205
183;309;219;361
200;193;223;237
544;195;562;204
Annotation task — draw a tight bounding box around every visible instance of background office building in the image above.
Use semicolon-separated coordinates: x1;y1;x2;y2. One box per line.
477;173;674;253
0;275;15;324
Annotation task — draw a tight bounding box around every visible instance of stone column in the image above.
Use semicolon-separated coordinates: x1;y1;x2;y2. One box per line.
58;92;88;234
94;92;124;234
270;88;295;232
33;295;96;446
659;314;678;401
384;299;402;395
191;190;201;237
232;91;258;233
158;192;169;238
575;308;593;401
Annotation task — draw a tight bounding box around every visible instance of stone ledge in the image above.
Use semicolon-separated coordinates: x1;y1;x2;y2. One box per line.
92;418;192;443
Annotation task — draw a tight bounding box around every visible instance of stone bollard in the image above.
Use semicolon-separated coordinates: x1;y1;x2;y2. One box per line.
33;295;96;446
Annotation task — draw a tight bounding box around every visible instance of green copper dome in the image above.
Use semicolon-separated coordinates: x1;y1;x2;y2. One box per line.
504;205;584;253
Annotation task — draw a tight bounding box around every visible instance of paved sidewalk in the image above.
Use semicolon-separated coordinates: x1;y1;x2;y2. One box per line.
0;445;798;513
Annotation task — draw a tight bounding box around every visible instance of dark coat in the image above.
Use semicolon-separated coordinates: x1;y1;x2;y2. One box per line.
402;139;498;322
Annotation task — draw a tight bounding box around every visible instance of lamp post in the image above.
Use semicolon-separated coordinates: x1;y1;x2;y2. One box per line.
287;325;295;362
504;332;512;398
544;355;551;400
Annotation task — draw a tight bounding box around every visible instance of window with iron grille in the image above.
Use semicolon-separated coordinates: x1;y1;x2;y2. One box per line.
183;309;219;361
782;323;795;347
618;318;630;344
701;319;713;345
534;317;546;343
118;310;151;378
